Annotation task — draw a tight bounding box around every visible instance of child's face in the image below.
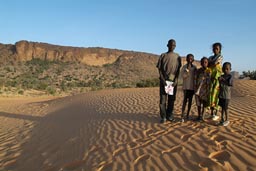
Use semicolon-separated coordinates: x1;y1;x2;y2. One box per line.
213;45;221;55
186;56;194;64
223;65;231;74
167;41;176;52
201;59;208;68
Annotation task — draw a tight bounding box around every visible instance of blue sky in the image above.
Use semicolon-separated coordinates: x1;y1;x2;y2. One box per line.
1;0;255;73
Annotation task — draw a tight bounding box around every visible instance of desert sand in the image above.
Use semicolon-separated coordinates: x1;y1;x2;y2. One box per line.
0;79;255;171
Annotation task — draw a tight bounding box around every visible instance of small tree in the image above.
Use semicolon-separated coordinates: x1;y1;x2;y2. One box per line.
242;70;256;80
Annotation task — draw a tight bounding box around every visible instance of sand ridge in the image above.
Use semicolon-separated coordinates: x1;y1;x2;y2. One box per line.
0;79;255;171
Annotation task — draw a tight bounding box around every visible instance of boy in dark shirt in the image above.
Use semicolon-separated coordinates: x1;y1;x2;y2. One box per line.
156;39;182;123
218;62;233;126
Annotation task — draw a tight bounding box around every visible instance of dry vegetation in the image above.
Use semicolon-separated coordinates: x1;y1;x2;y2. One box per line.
0;58;160;96
0;41;202;96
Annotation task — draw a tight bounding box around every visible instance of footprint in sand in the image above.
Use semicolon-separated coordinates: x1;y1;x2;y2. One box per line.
199;158;218;168
207;129;219;137
210;134;226;142
143;129;154;136
180;133;194;142
209;150;231;165
134;154;151;164
127;141;138;149
97;161;114;171
162;145;183;154
112;147;125;156
218;140;231;146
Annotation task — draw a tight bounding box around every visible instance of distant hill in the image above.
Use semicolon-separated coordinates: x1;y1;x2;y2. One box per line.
0;40;200;96
0;40;159;66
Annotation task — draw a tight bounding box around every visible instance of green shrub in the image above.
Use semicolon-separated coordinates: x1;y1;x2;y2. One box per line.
18;89;24;95
46;86;56;95
91;86;103;91
4;66;12;72
60;81;68;91
6;80;17;87
111;82;131;88
242;70;256;80
37;81;48;90
136;78;159;88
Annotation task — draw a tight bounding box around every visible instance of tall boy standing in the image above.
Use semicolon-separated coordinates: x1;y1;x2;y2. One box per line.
156;39;181;123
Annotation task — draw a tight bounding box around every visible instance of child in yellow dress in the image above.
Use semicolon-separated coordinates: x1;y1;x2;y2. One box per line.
208;42;223;120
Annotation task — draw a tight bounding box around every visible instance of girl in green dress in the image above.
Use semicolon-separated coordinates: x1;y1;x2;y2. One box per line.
208;42;223;120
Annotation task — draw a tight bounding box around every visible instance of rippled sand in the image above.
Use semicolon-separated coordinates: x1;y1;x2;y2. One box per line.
0;79;255;171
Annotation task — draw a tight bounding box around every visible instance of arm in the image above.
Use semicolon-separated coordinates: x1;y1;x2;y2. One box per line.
228;75;233;86
159;69;167;85
156;54;167;85
173;56;182;86
219;75;233;86
193;67;198;90
175;56;182;79
194;69;198;90
181;64;189;79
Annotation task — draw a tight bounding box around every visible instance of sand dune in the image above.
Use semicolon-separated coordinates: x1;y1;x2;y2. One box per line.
0;79;255;171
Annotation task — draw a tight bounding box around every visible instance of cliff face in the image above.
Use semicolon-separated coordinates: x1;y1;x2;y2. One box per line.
0;40;161;94
0;40;158;66
0;40;204;94
0;40;201;68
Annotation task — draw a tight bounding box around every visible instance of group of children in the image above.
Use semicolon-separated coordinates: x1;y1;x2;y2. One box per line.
181;43;233;126
157;39;233;126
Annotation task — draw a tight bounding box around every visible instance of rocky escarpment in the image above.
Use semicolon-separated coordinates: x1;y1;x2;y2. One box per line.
0;40;162;94
0;40;202;68
0;40;205;96
0;40;158;66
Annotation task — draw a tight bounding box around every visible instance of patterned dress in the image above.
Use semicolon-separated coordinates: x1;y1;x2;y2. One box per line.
194;67;211;106
208;55;223;110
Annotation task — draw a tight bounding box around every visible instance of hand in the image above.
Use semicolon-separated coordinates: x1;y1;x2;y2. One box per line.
161;78;167;86
219;76;225;81
172;79;178;87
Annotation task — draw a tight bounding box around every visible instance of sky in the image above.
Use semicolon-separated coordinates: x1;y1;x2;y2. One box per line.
0;0;255;73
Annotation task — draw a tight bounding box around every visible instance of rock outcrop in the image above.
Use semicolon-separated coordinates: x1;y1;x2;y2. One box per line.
0;40;157;66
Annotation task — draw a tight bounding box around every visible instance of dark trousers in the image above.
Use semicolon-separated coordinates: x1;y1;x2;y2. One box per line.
181;90;194;118
159;81;178;120
219;98;230;122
